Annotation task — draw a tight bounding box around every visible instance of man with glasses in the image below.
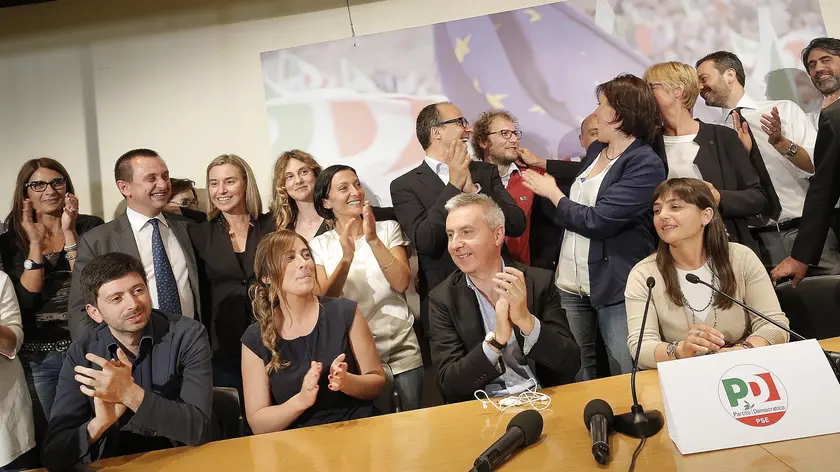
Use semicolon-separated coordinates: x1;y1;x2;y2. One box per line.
472;109;559;270
165;178;206;224
390;102;526;332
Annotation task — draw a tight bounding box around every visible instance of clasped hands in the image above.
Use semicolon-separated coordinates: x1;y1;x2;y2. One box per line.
443;140;477;194
677;325;749;358
491;267;535;350
74;349;145;439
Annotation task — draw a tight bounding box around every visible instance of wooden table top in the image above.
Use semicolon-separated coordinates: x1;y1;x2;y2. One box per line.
50;338;840;472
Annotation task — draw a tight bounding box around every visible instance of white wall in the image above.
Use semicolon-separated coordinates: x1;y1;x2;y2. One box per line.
0;0;838;218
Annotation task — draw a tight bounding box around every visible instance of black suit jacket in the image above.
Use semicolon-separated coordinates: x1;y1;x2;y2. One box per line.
427;262;580;403
67;211;201;341
792;100;840;265
189;212;275;365
652;120;767;254
390;161;526;302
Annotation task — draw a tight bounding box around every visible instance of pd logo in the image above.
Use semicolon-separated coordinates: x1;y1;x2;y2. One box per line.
718;364;788;427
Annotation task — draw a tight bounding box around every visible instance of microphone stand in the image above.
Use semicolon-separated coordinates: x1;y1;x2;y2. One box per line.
686;274;840;383
614;277;664;438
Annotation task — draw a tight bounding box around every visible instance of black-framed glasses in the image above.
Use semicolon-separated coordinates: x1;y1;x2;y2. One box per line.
169;198;198;209
488;129;523;140
435;117;470;128
25;178;67;193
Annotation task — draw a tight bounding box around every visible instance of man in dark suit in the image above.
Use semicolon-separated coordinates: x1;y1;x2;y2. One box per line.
428;193;579;403
773;38;840;286
68;149;201;340
44;253;211;470
390;102;526;329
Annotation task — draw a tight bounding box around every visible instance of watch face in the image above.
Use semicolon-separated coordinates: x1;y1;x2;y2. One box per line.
24;260;32;270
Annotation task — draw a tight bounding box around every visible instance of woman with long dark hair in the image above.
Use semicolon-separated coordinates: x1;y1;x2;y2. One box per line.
0;158;103;463
625;178;790;370
240;230;384;433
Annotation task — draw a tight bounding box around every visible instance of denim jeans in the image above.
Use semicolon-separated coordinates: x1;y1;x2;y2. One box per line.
393;366;424;411
559;292;633;381
19;350;66;468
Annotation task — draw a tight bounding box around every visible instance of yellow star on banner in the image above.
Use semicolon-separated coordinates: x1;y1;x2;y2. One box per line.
486;92;508;109
454;34;472;63
473;77;482;94
529;105;546;115
524;9;542;23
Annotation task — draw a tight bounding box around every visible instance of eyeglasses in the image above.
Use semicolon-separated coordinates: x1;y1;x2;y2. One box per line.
488;129;523;140
25;178;67;193
169;199;198;208
435;117;470;128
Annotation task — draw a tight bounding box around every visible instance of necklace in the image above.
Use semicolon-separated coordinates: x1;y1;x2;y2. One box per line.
604;147;624;161
679;258;719;328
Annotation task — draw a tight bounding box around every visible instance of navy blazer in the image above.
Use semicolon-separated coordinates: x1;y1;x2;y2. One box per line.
551;139;666;307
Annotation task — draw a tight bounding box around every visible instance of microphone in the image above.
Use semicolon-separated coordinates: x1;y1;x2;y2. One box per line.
584;399;614;465
613;276;664;438
685;273;840;382
470;410;543;472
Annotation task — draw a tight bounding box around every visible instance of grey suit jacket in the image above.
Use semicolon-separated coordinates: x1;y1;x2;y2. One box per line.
67;211;201;341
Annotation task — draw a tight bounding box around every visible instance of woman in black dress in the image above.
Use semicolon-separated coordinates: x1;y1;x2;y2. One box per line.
0;158;103;464
240;230;385;432
189;154;274;391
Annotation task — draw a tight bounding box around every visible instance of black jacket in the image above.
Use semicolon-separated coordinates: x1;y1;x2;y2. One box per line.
792;100;840;265
189;212;275;365
390;160;526;303
652;120;767;254
427;261;580;403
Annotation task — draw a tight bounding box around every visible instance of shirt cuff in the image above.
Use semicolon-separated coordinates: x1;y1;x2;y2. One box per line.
521;317;541;355
472;183;482;194
482;341;503;373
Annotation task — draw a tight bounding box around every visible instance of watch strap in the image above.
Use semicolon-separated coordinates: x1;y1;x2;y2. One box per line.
487;337;506;351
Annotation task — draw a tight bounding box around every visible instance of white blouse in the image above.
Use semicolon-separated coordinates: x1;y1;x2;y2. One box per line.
556;155;620;296
0;272;35;467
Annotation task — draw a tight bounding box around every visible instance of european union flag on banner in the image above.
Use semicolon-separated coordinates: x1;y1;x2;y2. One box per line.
434;2;652;158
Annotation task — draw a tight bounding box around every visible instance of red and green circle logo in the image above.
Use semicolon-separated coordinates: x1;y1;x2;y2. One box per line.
718;364;788;427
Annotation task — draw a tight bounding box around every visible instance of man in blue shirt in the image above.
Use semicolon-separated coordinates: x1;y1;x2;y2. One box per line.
427;193;579;403
43;253;212;470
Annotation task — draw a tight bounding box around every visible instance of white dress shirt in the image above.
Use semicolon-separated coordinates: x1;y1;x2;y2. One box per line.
663;134;702;180
0;272;35;467
125;207;195;318
499;162;520;188
715;94;818;223
423;155;481;193
556;156;619;296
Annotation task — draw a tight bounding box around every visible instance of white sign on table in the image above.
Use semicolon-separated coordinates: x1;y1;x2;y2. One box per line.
658;339;840;454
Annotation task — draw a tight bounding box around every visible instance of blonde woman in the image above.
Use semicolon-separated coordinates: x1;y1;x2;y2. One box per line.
240;230;384;432
189;154;274;390
270;149;397;240
644;61;767;254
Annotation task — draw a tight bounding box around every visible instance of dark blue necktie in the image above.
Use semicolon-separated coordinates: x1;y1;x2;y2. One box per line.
148;218;181;314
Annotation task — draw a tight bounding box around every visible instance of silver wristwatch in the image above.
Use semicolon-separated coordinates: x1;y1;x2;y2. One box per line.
785;142;798;158
666;340;679;359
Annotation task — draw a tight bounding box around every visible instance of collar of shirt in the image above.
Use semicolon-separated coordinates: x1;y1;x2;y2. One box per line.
125;207;168;233
500;162;520;182
102;313;157;364
722;93;758;120
423;155;449;183
465;259;506;297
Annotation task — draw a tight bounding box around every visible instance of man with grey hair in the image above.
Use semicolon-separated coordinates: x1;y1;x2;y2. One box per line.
427;193;579;403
